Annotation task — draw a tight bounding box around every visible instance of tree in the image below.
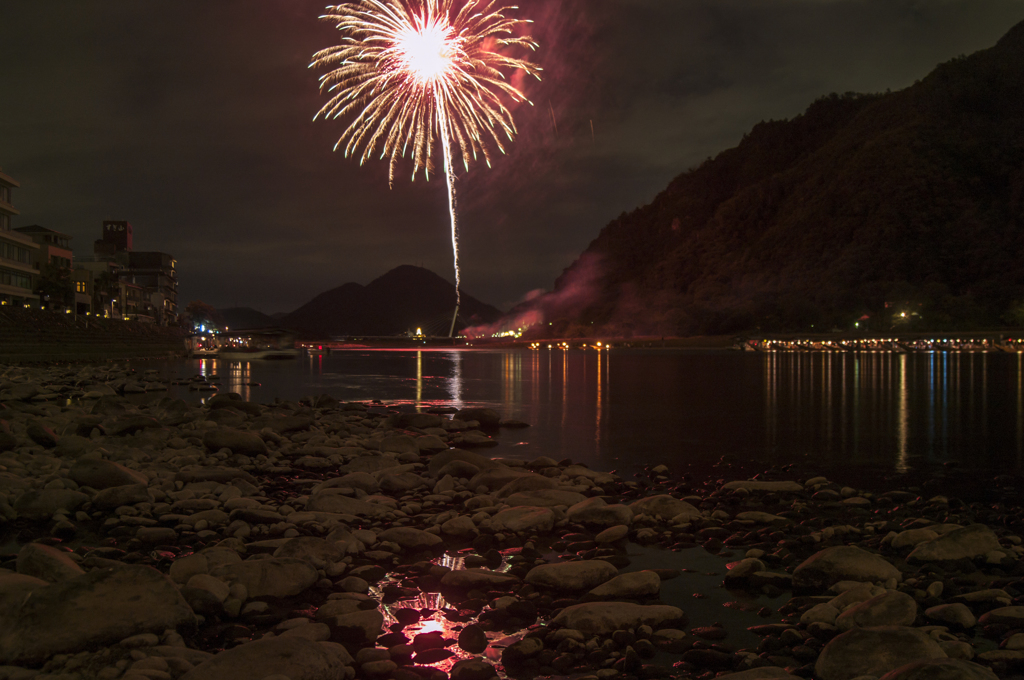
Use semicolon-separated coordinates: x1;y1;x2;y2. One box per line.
184;300;220;329
35;262;74;310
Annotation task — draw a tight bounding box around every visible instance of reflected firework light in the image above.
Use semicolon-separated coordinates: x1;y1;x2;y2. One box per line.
311;0;542;304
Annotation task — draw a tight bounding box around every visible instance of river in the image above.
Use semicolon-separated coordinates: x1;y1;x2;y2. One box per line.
151;347;1024;491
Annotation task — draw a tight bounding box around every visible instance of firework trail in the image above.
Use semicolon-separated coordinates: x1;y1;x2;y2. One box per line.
311;0;541;305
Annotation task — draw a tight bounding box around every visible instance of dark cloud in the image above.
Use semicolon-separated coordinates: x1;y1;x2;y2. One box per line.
1;0;1022;313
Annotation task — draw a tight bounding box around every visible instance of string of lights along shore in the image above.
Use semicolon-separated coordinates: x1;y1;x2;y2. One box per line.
310;0;542;312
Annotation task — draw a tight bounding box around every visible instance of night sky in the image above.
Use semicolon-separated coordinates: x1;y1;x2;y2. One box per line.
2;1;1022;314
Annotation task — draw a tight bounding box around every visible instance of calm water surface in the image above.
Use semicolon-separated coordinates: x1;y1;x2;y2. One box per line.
161;348;1024;485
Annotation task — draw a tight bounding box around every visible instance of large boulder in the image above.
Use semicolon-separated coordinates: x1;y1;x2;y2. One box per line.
907;525;1002;563
552;602;685;635
440;569;521;593
815;626;947;680
0;566;196;665
525;561;619;593
793;546;901;592
211;558;318;598
180;636;347;680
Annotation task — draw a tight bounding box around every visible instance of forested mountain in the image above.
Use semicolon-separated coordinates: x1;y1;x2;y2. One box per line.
538;19;1024;337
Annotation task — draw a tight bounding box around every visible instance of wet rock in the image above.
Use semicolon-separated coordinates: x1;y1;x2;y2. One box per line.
835;590;917;630
716;669;796;679
0;565;196;665
450;658;498;680
211;558;318;598
26;421;57;448
440;568;520;592
877;658;998;680
552;602;686;635
455;408;501;427
458;624;488;654
526;560;618;592
907;524;1002;563
721;480;803;492
793;546;901;592
814;626;946;680
978;606;1024;626
595;525;630;544
179;636;346;680
321;609;384;646
441;515;478;538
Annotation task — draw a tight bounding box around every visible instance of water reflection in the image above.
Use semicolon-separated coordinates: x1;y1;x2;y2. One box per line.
172;348;1024;477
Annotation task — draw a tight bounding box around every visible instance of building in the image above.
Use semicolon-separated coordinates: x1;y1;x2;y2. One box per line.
14;224;77;311
0;168;40;307
78;220;178;324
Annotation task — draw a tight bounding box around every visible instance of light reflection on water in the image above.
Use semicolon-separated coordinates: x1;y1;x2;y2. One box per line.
171;349;1024;478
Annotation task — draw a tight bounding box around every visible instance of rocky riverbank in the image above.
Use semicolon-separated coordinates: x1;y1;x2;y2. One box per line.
1;362;1024;680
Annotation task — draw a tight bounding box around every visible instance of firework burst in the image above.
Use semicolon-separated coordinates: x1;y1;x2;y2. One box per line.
311;0;541;306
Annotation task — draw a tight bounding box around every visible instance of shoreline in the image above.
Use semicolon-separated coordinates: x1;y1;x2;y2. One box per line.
0;363;1022;680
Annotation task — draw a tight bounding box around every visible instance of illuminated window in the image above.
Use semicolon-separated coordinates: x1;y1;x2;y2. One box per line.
75;281;87;293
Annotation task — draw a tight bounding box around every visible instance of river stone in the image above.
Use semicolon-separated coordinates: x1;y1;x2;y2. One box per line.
494;474;558;497
440;569;521;592
978;606;1024;626
16;543;85;583
891;528;939;550
379;472;426;493
26;421;57;448
629;495;700;520
568;497;634;526
187;574;230;603
202;428;268;457
13;489;89;519
587;570;661;599
718;669;796;679
596;525;630;544
0;565;196;665
416;434;448;453
552;602;685;635
721;480;804;492
180;636;346;680
735;511;789;524
306;492;391;518
907;524;1002;563
211;558;318;598
505;489;587;508
878;659;999;680
93;483;152;510
441;516;478;538
468;467;532;492
320;609;384;646
379;527;443;552
315;472;379;494
455;408;500;427
0;573;49;612
835;590;917;630
490;506;555;533
273;536;348;563
525;560;618;592
381;434;418;455
68;458;147;489
427;449;501;476
450;658;498;680
924;603;977;629
793;546;901;591
815;626;946;680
